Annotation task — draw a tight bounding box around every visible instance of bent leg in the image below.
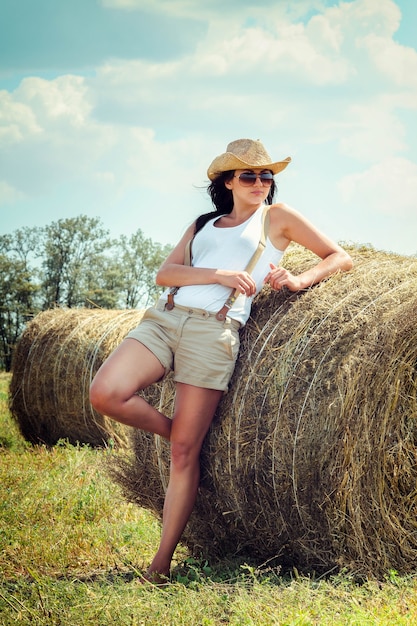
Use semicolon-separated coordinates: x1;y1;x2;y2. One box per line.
89;338;172;440
146;382;223;578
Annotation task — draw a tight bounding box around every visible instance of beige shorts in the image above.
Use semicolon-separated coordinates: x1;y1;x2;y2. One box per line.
126;300;241;391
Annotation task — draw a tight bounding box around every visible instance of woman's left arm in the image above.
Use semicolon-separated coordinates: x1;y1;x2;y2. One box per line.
265;203;353;292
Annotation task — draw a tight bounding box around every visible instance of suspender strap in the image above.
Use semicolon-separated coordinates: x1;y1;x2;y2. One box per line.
183;238;193;267
165;238;193;310
215;205;270;321
165;291;176;310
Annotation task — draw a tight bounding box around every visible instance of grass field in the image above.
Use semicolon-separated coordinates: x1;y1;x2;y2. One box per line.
1;371;417;625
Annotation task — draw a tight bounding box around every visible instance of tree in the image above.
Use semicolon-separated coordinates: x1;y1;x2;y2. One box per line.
0;216;173;370
0;254;39;370
115;230;173;309
40;215;112;309
83;254;125;309
1;226;43;267
0;229;41;370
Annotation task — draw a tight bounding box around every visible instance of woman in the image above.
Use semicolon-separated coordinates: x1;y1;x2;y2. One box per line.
89;138;353;582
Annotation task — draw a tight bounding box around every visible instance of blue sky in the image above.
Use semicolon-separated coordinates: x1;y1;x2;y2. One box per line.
1;0;416;255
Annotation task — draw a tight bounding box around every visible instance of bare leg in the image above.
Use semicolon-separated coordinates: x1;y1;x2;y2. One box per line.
145;382;223;579
91;342;223;579
89;338;172;440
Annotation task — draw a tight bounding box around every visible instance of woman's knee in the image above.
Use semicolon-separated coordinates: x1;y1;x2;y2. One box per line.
170;439;201;471
89;375;115;414
89;377;104;413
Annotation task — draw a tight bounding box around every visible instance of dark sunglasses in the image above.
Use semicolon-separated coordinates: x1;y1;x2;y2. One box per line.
234;171;274;187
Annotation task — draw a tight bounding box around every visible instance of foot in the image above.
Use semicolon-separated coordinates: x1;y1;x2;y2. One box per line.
139;569;170;586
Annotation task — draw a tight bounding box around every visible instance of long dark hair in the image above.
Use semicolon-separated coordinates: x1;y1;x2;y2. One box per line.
195;170;277;235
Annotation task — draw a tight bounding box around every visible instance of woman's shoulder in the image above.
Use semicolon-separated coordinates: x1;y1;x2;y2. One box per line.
267;202;310;248
269;201;294;215
268;201;298;224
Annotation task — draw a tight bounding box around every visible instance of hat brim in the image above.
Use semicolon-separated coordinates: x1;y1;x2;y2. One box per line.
207;154;291;181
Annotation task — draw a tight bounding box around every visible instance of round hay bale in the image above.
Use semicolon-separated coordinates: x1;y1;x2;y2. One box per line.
111;245;417;578
9;308;148;447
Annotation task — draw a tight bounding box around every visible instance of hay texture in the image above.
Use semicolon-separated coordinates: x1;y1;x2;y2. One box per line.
112;245;417;578
9;308;146;447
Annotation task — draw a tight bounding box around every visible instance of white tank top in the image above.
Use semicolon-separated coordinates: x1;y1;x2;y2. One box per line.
162;205;285;326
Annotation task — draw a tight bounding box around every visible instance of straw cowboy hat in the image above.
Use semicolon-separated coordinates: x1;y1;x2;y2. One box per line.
207;138;291;181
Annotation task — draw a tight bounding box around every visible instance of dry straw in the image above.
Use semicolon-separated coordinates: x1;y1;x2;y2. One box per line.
9;308;146;447
9;244;417;577
112;245;417;578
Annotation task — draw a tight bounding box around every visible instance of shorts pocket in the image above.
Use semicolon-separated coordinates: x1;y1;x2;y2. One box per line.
223;326;240;361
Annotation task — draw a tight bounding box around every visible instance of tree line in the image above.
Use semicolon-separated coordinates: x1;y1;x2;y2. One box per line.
0;215;173;371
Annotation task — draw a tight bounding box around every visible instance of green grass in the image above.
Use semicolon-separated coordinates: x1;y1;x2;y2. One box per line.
1;371;417;625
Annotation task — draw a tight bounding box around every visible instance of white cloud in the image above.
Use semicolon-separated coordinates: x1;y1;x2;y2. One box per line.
14;76;92;129
0;90;41;143
1;76;118;196
191;23;353;85
1;0;416;255
362;34;417;86
0;71;208;203
101;0;401;88
93;0;411;129
338;157;417;217
318;0;401;40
